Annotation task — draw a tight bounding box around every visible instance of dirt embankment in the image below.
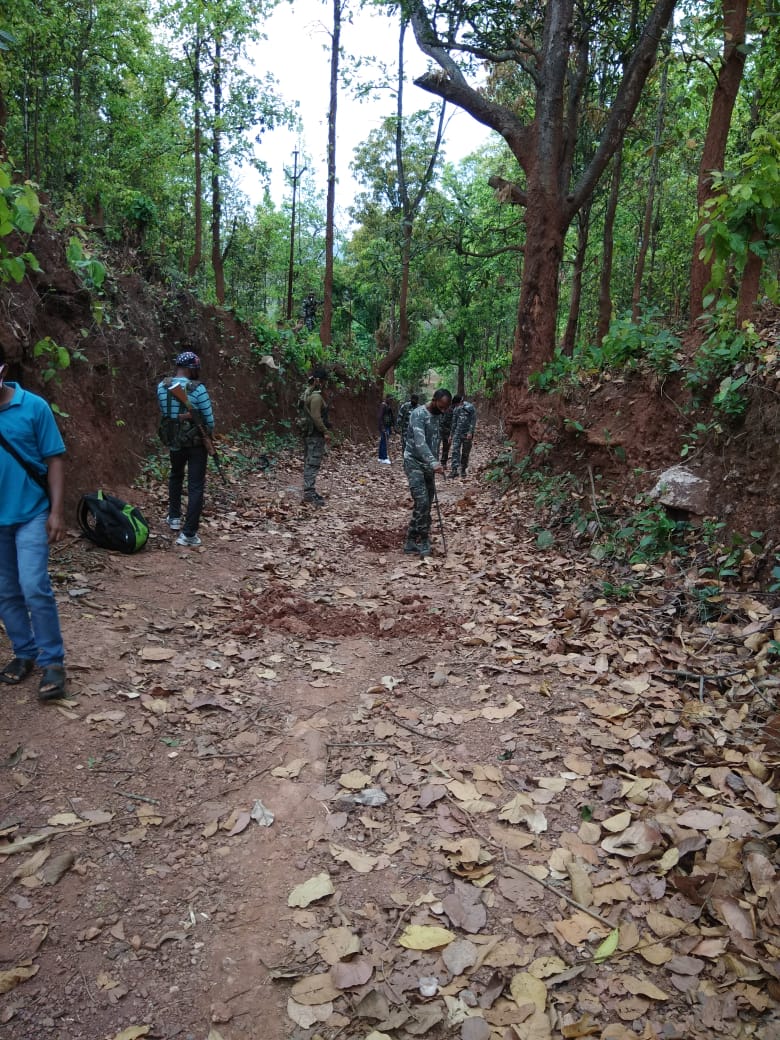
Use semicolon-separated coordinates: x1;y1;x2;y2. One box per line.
1;213;380;516
500;306;780;545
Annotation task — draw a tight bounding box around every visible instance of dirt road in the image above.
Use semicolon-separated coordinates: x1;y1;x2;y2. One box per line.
1;431;778;1040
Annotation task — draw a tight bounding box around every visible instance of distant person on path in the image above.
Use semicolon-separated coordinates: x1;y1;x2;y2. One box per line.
402;388;452;557
377;395;395;465
439;394;459;468
397;394;418;446
0;347;68;701
157;350;215;547
449;394;477;478
301;367;330;506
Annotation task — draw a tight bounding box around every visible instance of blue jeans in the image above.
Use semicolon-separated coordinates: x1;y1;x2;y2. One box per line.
0;510;65;668
168;445;208;536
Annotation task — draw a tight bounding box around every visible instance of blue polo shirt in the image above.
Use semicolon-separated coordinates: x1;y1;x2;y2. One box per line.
0;383;66;525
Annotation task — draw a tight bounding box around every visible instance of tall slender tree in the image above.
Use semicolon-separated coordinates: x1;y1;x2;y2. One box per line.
689;0;748;325
320;0;346;347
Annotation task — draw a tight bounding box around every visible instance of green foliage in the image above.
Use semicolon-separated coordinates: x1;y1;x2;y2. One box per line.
530;308;684;391
120;190;158;233
685;299;763;417
66;236;107;290
699;116;780;305
0;163;42;284
596;502;683;565
33;337;71;383
680;420;721;459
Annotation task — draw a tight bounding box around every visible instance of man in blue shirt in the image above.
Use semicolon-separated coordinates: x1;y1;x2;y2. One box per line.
157;351;215;547
0;349;68;700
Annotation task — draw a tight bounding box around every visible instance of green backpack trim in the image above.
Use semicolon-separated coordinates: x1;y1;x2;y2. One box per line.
77;491;150;554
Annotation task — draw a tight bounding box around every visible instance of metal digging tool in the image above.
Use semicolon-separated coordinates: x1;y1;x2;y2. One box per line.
432;478;447;556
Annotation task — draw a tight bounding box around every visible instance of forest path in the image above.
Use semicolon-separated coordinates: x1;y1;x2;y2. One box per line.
1;427;778;1040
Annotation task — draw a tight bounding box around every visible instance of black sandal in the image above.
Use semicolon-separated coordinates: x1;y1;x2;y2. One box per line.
0;657;35;684
38;664;67;702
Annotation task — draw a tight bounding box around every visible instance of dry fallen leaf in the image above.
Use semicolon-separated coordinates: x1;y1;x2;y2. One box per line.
287;872;334;908
286;997;333;1028
509;971;547;1012
398;924;455;950
0;962;39;994
290;972;341;1005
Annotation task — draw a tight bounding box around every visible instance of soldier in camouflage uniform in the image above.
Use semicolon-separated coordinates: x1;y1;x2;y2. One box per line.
448;394;477;478
402;388;452;557
396;394;419;446
439;394;459;466
301;368;330;506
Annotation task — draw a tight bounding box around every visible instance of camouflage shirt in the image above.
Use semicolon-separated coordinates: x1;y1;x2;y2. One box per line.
453;401;477;438
397;400;413;439
403;404;442;470
440;406;455;438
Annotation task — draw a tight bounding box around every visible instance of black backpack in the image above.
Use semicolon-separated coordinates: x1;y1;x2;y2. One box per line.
77;491;150;554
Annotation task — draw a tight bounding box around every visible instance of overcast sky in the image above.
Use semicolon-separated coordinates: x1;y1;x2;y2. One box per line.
241;0;491;212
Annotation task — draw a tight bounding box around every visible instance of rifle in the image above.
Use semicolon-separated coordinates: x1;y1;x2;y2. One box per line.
432;477;447;556
166;382;227;484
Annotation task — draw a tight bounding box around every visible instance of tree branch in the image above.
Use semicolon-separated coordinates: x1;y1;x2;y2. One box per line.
488;175;527;207
408;4;531;162
568;0;676;216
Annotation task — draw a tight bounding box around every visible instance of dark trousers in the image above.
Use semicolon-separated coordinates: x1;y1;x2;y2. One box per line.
440;435;451;466
168;445;208;535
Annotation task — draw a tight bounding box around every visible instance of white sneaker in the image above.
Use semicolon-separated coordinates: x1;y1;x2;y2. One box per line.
378;458;391;465
176;533;202;547
166;516;182;530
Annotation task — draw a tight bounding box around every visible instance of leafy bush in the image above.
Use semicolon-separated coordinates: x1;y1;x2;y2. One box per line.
0;162;42;284
529;307;683;391
66;236;106;290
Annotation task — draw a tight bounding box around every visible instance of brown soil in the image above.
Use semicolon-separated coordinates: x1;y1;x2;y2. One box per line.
500;307;780;548
1;212;779;1040
2;431;779;1040
0;214;381;520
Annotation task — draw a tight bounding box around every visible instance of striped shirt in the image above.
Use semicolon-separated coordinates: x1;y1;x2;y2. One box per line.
156;378;214;431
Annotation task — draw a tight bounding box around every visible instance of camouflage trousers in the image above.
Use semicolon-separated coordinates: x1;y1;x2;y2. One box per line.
303;433;325;493
449;434;473;475
404;458;435;541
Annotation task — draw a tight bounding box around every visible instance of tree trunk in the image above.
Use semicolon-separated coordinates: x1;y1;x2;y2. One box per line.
597;150;623;345
456;332;466;396
561;203;591;356
632;46;669;320
511;204;568;388
408;0;675;452
0;87;7;163
377;219;412;378
375;15;445;378
320;0;342;348
187;33;204;279
211;36;225;305
689;0;748;324
737;226;764;325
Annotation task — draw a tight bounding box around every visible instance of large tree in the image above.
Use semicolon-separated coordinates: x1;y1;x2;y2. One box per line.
404;0;675;451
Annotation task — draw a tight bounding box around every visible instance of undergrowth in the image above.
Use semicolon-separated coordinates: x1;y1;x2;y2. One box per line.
530;301;772;425
486;443;778;605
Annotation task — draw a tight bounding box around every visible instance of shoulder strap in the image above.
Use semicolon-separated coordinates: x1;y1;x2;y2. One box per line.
0;427;50;499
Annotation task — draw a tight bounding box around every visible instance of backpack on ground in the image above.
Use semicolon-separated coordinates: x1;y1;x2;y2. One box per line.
158;378;203;450
77;491;150;554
